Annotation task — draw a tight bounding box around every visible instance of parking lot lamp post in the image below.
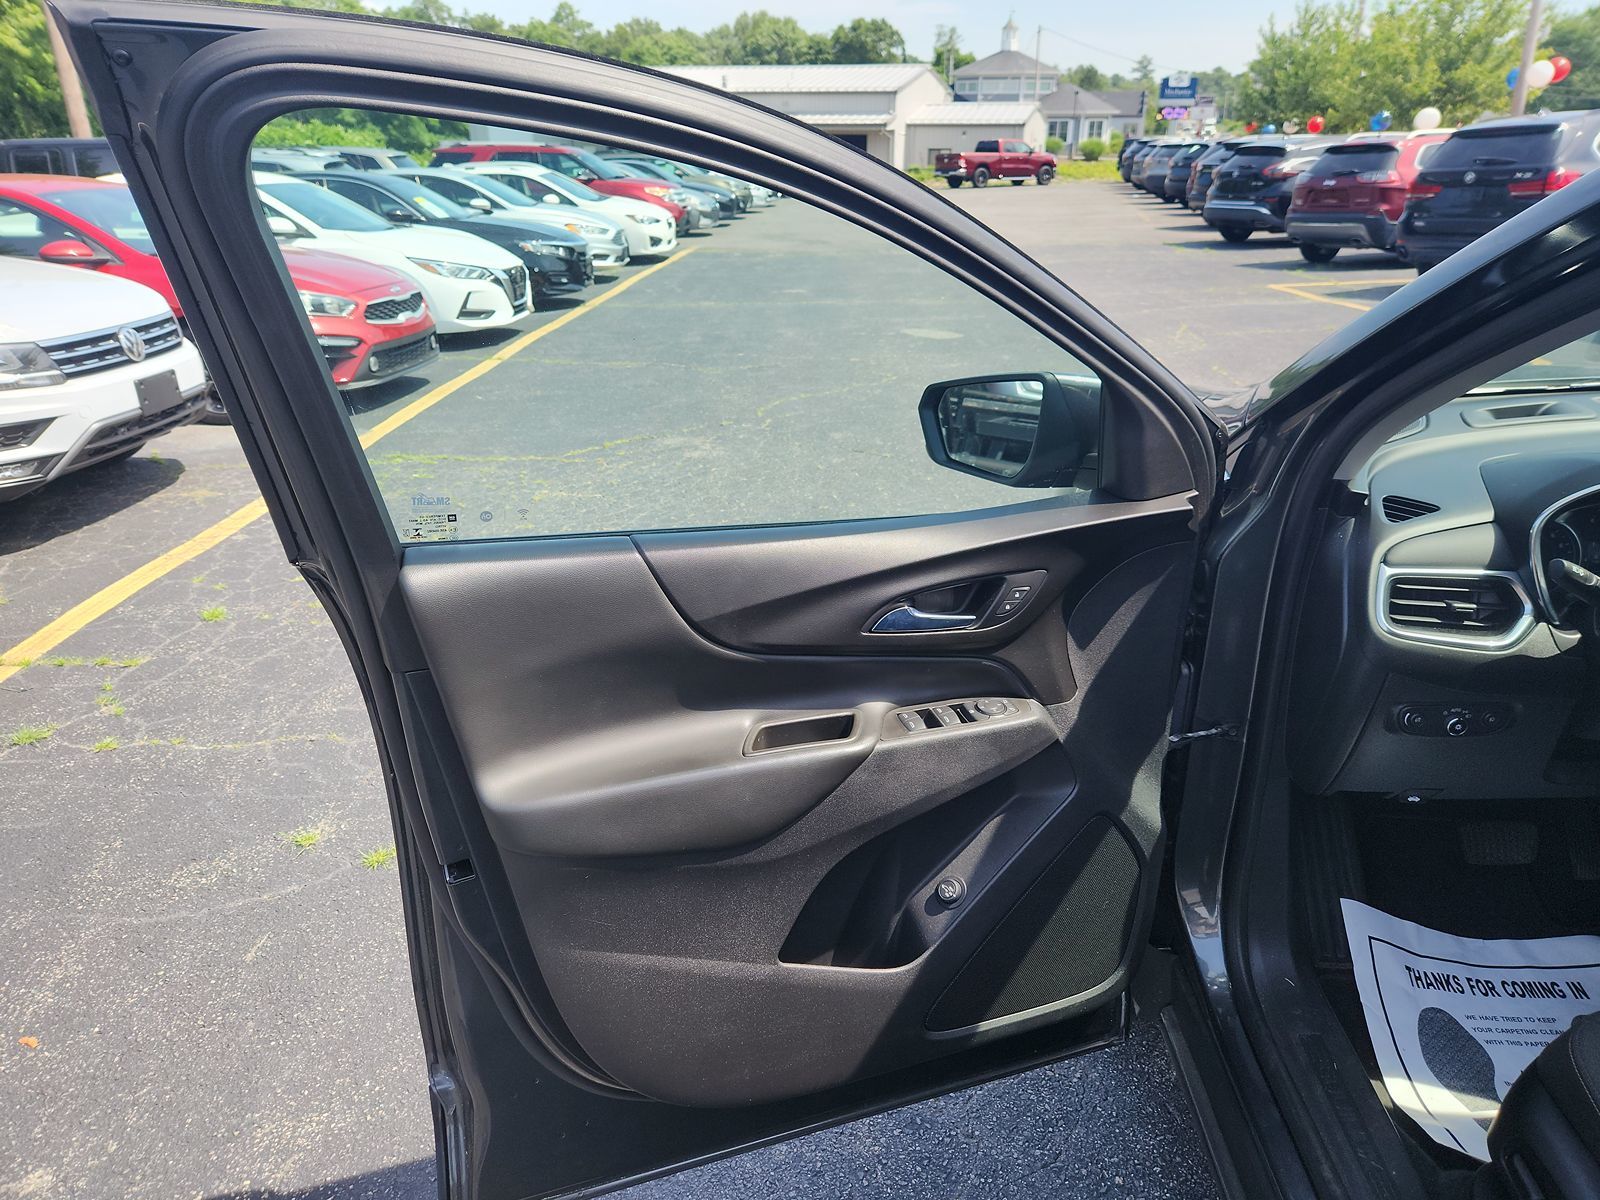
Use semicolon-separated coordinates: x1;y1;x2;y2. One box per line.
1510;0;1545;116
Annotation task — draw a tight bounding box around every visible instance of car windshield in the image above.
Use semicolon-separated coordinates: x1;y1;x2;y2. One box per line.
567;148;627;180
388;152;420;169
1474;332;1600;392
259;179;392;231
35;185;156;253
535;172;604;203
1431;127;1561;169
382;181;467;220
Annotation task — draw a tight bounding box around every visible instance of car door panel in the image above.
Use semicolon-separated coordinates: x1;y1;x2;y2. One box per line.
56;4;1218;1193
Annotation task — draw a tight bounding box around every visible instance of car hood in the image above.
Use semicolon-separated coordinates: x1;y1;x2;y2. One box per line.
279;246;420;296
318;223;522;268
596;195;669;222
457;214;589;248
0;256;171;340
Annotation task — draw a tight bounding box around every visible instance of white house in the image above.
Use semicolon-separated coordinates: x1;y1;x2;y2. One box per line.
951;19;1059;103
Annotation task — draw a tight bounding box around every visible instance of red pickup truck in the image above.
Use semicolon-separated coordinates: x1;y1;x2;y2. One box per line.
935;140;1057;188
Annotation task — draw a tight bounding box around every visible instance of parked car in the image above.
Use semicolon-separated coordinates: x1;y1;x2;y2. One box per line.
0;258;206;499
315;145;424;171
1286;132;1451;263
1162;142;1211;206
1118;136;1152;181
390;166;633;269
0;174;436;415
249;147;352;175
431;143;694;230
1138;142;1186;199
1397;111;1600;272
1201;137;1341;242
296;170;594;300
255;172;531;333
1126;140;1168;189
457;162;679;259
934;140;1056;188
0;137;119;178
598;151;752;211
67;7;1600;1200
1184;138;1250;209
604;160;732;223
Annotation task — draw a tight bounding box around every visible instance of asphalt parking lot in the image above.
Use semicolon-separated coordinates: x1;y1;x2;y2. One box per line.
0;179;1410;1199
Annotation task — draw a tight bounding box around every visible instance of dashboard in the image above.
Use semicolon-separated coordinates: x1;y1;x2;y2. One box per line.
1290;390;1600;800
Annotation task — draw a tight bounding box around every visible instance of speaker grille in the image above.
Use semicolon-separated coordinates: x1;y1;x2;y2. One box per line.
925;816;1141;1032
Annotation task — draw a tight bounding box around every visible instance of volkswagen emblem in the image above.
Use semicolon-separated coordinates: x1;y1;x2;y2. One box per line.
116;325;146;362
1463;170;1477;184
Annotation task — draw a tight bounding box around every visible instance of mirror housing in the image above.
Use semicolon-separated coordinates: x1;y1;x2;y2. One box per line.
37;239;108;268
540;193;562;205
920;373;1100;488
381;206;417;223
467;196;493;213
265;215;298;238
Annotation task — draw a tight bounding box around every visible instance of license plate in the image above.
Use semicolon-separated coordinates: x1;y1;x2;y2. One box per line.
135;370;183;417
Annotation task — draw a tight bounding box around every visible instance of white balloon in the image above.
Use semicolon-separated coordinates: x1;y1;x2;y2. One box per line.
1527;59;1557;88
1413;105;1442;130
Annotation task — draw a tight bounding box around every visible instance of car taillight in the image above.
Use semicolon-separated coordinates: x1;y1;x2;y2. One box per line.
1356;170;1401;184
1509;166;1583;197
1407;182;1442;199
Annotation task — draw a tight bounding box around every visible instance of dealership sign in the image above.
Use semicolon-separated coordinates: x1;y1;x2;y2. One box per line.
1159;72;1199;103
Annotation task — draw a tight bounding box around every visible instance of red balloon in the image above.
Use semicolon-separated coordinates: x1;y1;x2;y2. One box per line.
1307;114;1326;133
1245;121;1258;132
1552;55;1573;83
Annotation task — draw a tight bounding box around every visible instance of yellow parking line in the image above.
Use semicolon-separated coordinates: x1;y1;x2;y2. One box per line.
0;247;697;685
1268;276;1414;313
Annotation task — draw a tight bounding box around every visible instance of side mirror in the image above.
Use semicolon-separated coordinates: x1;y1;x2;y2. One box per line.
37;239;108;268
574;170;598;183
920;373;1100;487
467;196;493;213
265;215;298;238
381;206;418;224
541;193;562;205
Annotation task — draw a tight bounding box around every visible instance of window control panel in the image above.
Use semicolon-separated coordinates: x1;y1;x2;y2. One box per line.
889;697;1021;735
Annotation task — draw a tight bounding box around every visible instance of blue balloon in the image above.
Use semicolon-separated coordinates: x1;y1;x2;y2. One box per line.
1370;110;1392;131
1263;123;1277;133
1508;66;1520;88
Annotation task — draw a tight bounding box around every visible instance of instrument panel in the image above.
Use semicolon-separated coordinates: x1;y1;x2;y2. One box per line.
1535;492;1600;625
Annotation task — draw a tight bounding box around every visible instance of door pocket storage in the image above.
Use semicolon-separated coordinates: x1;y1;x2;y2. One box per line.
746;712;857;754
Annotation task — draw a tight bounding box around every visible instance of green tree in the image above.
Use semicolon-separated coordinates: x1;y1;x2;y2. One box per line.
1542;5;1600;108
1065;64;1109;91
705;11;829;64
0;0;68;138
518;2;600;51
828;17;904;62
931;25;975;79
594;18;707;65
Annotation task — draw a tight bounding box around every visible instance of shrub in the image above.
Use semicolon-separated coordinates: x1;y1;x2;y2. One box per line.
1078;138;1107;162
1044;135;1064;154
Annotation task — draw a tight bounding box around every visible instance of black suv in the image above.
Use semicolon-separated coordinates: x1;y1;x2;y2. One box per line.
1396;111;1600;272
0;137;118;177
1162;142;1210;206
1118;137;1151;182
1201;136;1341;241
1184;138;1250;208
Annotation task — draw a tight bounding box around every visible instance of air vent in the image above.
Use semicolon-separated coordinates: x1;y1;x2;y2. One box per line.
1386;575;1523;636
1382;495;1441;522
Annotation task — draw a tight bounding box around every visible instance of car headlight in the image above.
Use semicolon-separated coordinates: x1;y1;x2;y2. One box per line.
298;291;358;318
668;188;695;205
0;343;66;390
632;213;667;226
407;258;496;280
642;185;672;197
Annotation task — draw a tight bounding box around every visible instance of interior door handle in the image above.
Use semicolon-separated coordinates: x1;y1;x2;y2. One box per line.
869;604;979;634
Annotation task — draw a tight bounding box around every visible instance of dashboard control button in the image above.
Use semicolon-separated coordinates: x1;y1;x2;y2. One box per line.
974;698;1009;717
934;876;966;906
1445;714;1471;737
1399;707;1427;733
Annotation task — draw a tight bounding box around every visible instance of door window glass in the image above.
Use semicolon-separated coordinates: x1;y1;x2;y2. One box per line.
254;116;1107;543
12;149;64;174
0;200;77;257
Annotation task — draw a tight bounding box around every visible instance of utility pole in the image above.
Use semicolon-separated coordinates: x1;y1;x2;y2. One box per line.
1034;26;1043;102
1510;0;1545;116
39;0;93;139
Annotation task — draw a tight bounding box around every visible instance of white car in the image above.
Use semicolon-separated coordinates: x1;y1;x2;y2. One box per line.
393;168;633;269
0;258;207;500
255;172;530;333
459;163;678;259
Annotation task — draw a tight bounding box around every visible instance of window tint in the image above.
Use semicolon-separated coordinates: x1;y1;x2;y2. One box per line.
343;153;379;169
0;199;74;257
71;145;117;177
12;149;64;174
34;185;154;254
322;179;397;215
1432;128;1560;169
432;149;473;164
255;117;1112;544
975;141;1000;153
1413;142;1442;169
259;179;394;231
389;153;421;169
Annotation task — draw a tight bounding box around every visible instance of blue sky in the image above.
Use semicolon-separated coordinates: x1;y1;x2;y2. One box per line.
484;1;1299;73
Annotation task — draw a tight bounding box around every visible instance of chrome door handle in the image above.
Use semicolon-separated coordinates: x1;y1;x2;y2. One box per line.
869;604;978;634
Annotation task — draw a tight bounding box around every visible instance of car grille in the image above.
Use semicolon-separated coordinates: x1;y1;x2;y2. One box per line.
78;389;204;462
494;265;529;308
371;332;438;376
363;291;425;324
41;314;182;378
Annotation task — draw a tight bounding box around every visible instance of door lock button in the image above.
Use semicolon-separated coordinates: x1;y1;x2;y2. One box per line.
1004;586;1032;602
934;876;966;906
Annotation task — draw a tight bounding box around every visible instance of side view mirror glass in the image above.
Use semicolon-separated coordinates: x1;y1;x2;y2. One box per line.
265;215;297;238
467;196;493;212
920;373;1100;487
382;206;417;223
37;239;108;268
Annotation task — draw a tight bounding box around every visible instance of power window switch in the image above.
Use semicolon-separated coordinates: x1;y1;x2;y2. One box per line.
896;711;925;733
929;705;962;728
994;599;1024;618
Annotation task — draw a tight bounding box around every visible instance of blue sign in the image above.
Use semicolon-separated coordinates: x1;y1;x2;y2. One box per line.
1159;73;1199;103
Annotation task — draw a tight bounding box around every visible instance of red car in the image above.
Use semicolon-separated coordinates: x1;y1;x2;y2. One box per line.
431;142;691;229
935;140;1057;188
0;175;439;399
1285;132;1451;263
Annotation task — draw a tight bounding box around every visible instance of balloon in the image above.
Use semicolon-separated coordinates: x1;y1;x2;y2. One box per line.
1552;55;1573;83
1263;123;1277;133
1307;114;1326;133
1369;110;1392;131
1283;119;1302;133
1507;66;1520;88
1244;121;1258;132
1527;59;1556;89
1413;106;1442;130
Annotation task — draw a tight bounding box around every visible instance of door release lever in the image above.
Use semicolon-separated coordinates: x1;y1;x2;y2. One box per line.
869;604;979;634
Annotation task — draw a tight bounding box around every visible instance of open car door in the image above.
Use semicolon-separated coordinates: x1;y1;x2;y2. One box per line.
53;4;1220;1193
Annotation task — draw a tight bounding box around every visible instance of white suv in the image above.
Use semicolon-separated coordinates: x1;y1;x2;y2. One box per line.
0;258;207;501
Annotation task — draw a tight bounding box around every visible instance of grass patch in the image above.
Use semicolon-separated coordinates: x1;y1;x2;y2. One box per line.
1054;160;1120;181
95;682;126;717
91;737;119;753
8;725;55;747
41;656;87;667
91;656;147;668
360;845;397;870
284;824;328;852
200;606;228;623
